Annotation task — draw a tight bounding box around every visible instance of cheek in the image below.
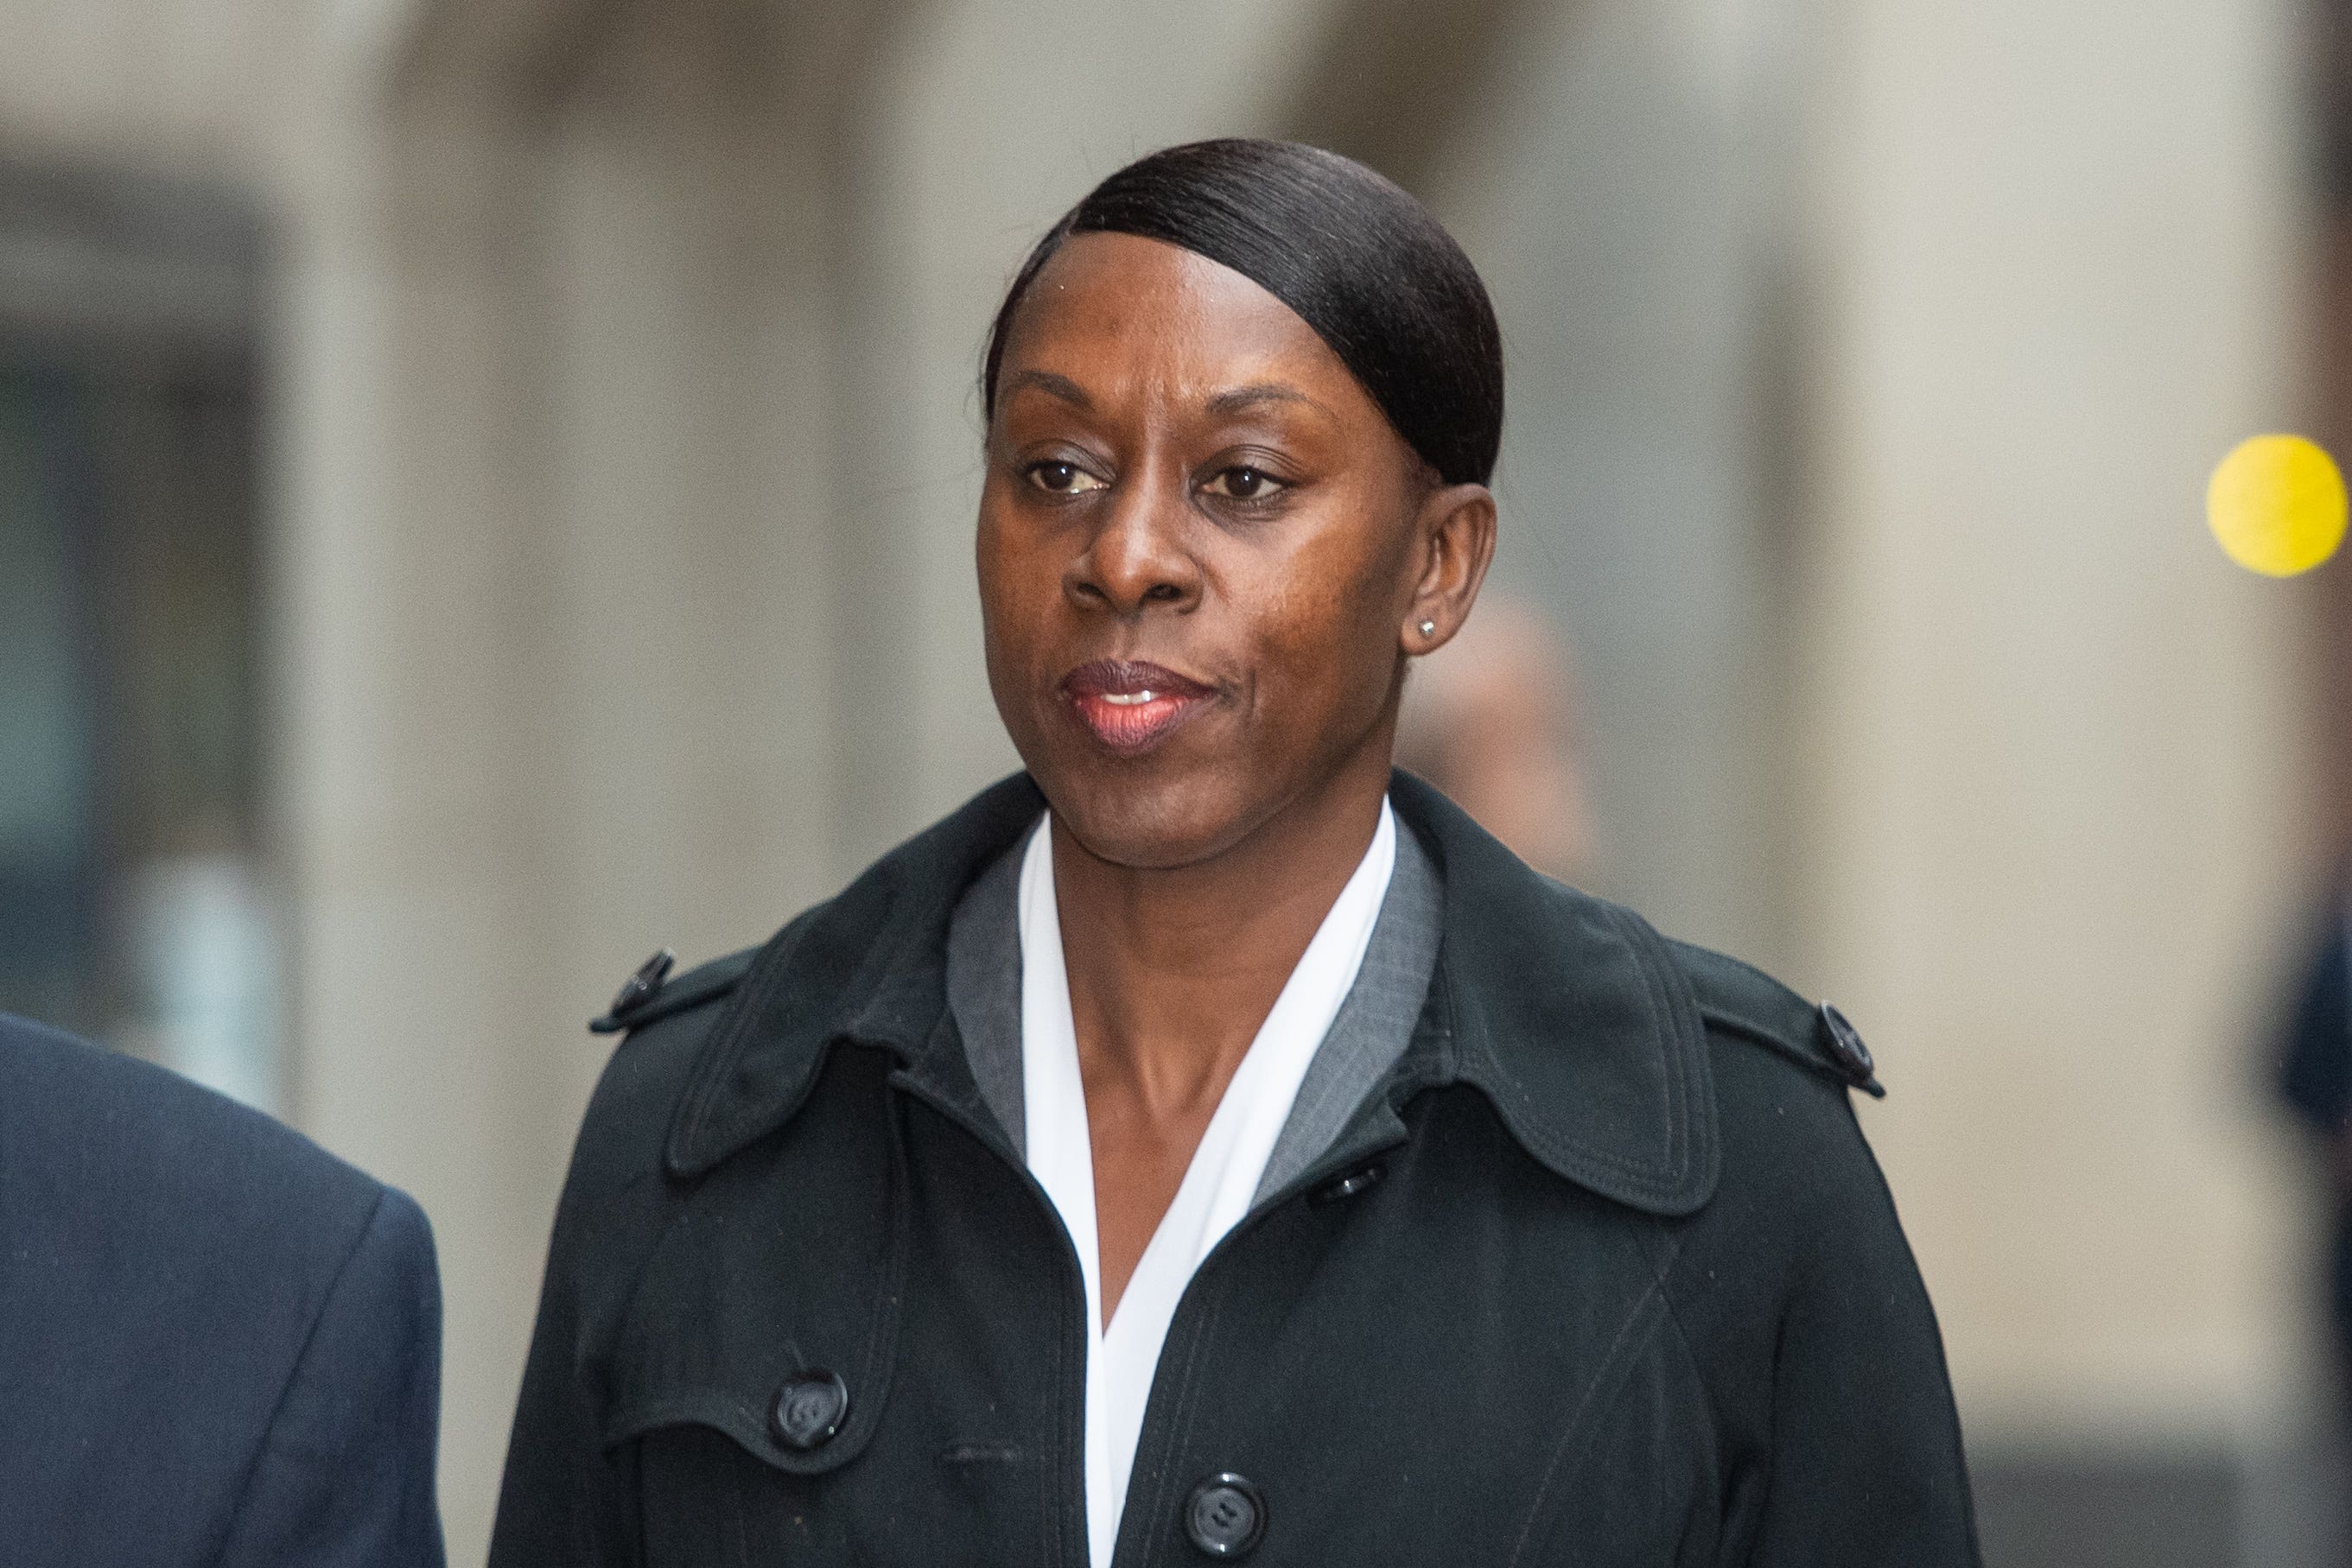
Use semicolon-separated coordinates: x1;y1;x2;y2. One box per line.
976;522;1044;737
1236;514;1408;730
976;505;1052;652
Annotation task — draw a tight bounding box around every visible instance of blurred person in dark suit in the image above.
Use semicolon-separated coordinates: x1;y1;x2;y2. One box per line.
2283;895;2352;1402
1393;592;1597;882
0;1012;447;1567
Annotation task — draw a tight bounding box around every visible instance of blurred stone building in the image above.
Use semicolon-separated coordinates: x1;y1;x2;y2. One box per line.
0;0;2328;1560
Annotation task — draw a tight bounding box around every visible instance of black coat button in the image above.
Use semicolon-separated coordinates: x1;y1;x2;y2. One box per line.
1186;1473;1266;1558
1815;1001;1885;1097
770;1370;849;1451
1307;1162;1384;1207
610;949;675;1017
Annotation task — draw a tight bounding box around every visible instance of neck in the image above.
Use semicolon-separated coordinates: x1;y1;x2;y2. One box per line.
1051;739;1393;1111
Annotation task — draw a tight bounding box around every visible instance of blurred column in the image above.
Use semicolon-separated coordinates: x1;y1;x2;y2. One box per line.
277;85;570;1558
275;2;884;1552
1792;0;2310;1495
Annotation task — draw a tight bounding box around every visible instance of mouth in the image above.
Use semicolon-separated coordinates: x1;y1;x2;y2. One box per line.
1058;658;1217;755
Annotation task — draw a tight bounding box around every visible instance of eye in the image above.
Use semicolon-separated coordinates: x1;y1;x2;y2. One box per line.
1203;466;1286;501
1027;460;1107;495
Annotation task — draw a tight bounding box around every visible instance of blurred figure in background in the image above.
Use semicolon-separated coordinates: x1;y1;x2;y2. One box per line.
1394;593;1596;883
2280;892;2352;1410
2276;885;2352;1567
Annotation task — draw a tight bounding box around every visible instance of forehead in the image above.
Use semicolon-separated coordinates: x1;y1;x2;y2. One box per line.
997;232;1370;413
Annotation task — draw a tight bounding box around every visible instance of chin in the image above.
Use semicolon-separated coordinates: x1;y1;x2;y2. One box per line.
1032;758;1253;871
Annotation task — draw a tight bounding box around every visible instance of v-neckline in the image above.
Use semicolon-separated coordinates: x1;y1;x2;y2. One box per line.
1015;805;1397;1568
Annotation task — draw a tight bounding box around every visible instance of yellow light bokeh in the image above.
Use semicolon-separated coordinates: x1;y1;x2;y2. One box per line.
2206;434;2348;577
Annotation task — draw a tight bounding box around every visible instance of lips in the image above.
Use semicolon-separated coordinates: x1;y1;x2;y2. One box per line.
1058;658;1217;754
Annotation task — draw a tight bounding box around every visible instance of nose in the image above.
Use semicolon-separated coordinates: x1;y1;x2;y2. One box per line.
1065;467;1201;617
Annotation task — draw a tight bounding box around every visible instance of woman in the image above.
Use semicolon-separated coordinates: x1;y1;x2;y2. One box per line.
491;139;1978;1567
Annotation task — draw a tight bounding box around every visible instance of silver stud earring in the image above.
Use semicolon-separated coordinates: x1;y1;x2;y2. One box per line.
1417;619;1437;638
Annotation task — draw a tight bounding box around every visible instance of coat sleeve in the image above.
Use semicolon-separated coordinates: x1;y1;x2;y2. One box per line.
486;1159;647;1568
1741;1098;1980;1567
213;1187;448;1568
489;1016;709;1568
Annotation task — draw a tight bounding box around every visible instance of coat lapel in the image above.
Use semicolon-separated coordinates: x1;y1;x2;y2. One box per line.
1389;772;1719;1216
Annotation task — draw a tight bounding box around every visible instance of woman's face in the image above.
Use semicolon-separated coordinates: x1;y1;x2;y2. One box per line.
977;231;1493;869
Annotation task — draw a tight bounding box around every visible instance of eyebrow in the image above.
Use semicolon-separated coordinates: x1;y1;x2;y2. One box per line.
1001;369;1093;409
1001;371;1333;422
1205;383;1332;420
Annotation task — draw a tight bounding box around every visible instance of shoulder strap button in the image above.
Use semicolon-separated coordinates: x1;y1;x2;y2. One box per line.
1815;1001;1885;1097
591;948;676;1034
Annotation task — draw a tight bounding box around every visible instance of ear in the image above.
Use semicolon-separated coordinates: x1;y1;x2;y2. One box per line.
1400;482;1497;655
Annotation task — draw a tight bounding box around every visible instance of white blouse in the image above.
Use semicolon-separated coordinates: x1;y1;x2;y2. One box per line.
1017;803;1398;1568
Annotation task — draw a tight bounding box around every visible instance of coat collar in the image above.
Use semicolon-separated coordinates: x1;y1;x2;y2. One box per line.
665;771;1719;1216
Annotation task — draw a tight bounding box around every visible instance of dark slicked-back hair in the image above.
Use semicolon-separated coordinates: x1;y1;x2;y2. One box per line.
981;138;1504;487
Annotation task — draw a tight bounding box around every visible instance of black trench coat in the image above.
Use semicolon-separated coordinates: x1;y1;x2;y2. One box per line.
490;773;1980;1567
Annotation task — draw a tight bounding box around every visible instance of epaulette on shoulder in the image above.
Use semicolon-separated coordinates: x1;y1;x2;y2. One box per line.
588;946;757;1038
1666;938;1885;1098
